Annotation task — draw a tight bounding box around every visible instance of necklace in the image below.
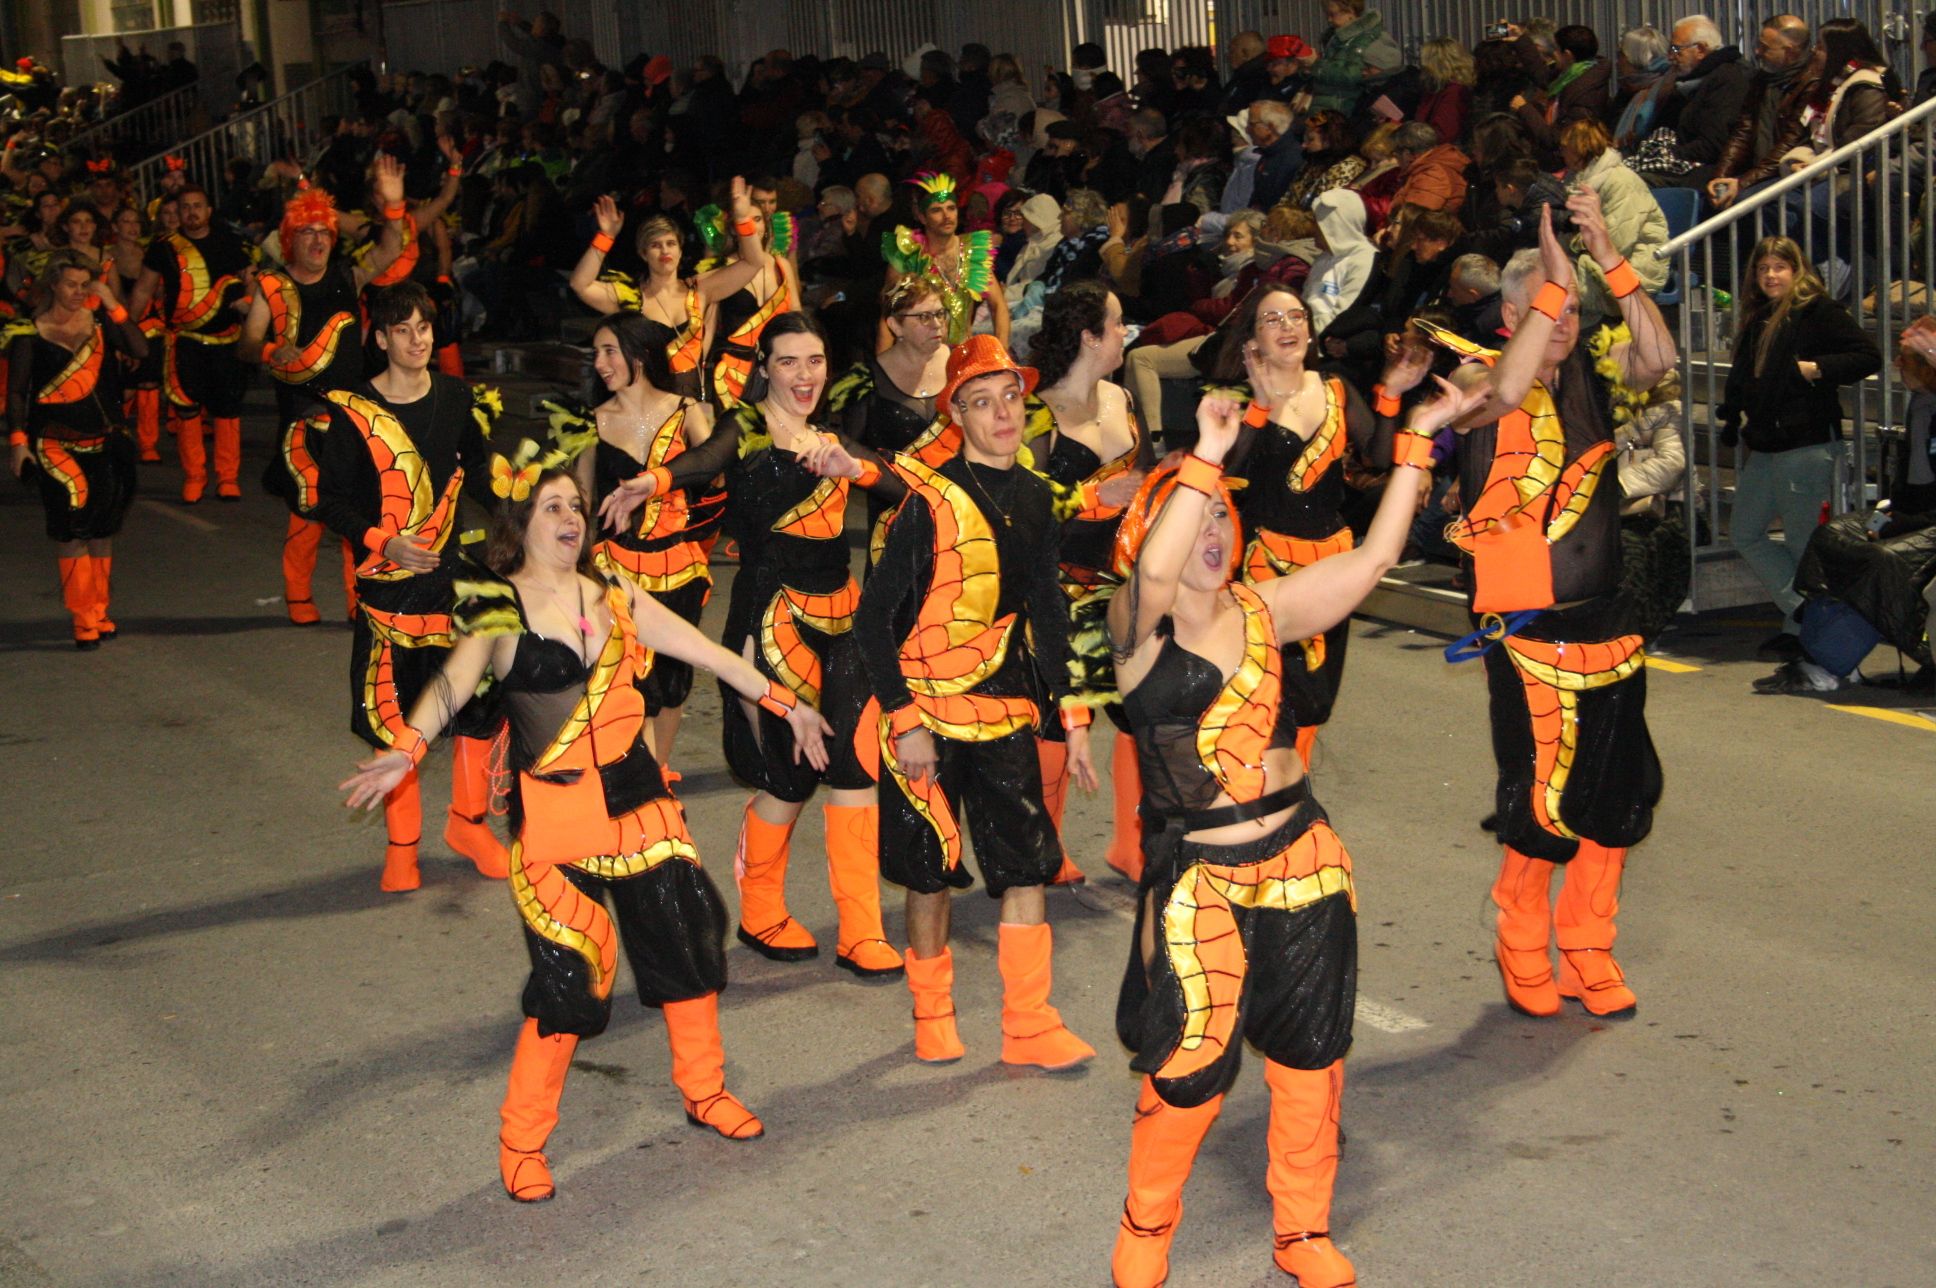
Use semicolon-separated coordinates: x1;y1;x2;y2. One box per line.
961;458;1014;529
532;574;596;661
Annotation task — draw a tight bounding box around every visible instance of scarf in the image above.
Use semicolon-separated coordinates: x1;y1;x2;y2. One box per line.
1547;56;1597;98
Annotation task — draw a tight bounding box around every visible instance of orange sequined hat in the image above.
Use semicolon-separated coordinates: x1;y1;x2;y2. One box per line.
1112;464;1242;580
935;334;1037;424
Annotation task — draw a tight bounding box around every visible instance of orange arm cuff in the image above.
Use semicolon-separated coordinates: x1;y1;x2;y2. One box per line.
1391;431;1436;471
854;457;882;488
1242;401;1270;428
106;303;129;324
734;217;760;237
1372;384;1401;418
643;465;672;497
392;726;430;767
1529;281;1567;322
1059;702;1092;732
590;231;615;254
756;680;798;718
887;703;925;738
8;430;27;447
1603;258;1642;300
364;527;393;555
1174;453;1223;497
382;201;407;222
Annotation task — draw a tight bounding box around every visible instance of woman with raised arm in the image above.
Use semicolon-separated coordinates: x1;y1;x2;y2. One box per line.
568;195;709;400
697;178;798;409
341;465;832;1203
599;312;910;981
1106;378;1485;1288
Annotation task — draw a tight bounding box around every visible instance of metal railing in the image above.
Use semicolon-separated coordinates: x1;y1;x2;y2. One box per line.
124;64;366;210
64;83;199;162
1657;91;1936;609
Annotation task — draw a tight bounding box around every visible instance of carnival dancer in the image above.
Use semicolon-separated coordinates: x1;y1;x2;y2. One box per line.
1410;193;1675;1019
698;179;798;410
4;251;148;647
105;204;164;463
342;136;467;378
341;467;830;1200
550;313;716;774
311;281;504;892
845;334;1097;1067
1024;281;1151;885
239;154;411;626
882;171;1009;347
600;312;908;980
127;183;261;502
1106;377;1479;1288
826;274;951;532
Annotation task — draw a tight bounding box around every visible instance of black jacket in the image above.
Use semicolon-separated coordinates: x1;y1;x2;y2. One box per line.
1661;47;1753;169
1721;294;1881;453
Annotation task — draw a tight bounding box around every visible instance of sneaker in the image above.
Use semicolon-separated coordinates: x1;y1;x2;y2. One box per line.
1755;631;1803;663
1752;660;1846;695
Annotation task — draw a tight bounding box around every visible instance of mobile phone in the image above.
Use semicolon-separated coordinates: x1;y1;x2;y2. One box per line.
1486;21;1513;39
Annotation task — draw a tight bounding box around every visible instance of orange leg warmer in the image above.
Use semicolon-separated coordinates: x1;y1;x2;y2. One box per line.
380;769;422;892
282;513;323;625
1555;841;1636;1016
445;734;510;879
1105;731;1144;884
58;556;99;645
1112;1077;1224;1288
823;803;903;977
997;921;1095;1071
1491;846;1561;1017
1037;737;1085;885
732;802;817;960
499;1017;577;1201
1265;1058;1355;1287
904;945;965;1063
90;554;115;636
134;387;162;460
173;410;206;502
663;993;764;1140
212;415;241;497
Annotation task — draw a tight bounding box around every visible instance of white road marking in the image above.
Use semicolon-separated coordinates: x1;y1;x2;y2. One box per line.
1356;998;1431;1033
136;499;219;533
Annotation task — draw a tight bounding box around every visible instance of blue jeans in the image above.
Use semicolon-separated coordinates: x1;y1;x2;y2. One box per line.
1730;442;1836;629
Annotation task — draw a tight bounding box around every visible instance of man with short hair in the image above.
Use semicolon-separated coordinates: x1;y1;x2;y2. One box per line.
1511;23;1612;153
1246;99;1302;213
1445;252;1505;342
854;335;1097;1070
1708;15;1818;209
1222;29;1272;114
1637;14;1752;189
1127;107;1176;205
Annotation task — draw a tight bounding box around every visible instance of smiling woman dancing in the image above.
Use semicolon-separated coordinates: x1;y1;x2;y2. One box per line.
341;464;833;1202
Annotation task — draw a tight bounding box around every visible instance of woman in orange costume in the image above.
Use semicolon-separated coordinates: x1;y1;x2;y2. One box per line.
342;466;831;1201
5;251;148;647
105;205;165;464
697;180;797;411
600;313;908;980
568;196;718;401
1105;377;1479;1288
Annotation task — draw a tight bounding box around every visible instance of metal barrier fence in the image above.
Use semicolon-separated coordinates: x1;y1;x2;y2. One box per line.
63;82;198;161
59;20;244;123
123;64;366;210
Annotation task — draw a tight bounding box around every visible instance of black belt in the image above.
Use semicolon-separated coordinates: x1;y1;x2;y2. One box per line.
1144;779;1314;836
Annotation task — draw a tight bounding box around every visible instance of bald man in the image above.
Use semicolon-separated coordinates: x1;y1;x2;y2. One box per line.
1708;15;1819;209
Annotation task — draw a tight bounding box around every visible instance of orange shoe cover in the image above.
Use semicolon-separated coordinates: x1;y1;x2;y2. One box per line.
732;802;817;961
1294;724;1318;771
282;514;323;624
212;415;242;497
1036;738;1086;885
90;554;115;637
499;1017;578;1201
1556;842;1636;1017
1265;1059;1355;1287
823;803;904;978
1491;846;1560;1017
997;922;1095;1070
380;770;422;892
664;993;764;1140
173;412;206;502
1111;1077;1223;1288
445;734;510;879
58;556;99;644
904;946;966;1062
1105;732;1145;884
134;387;162;460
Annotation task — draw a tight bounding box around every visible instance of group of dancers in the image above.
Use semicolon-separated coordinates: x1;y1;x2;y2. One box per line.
6;157;1671;1285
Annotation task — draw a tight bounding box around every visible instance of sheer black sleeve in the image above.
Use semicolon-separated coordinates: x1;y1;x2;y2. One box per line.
1342;378;1393;469
854;491;934;716
660;407;742;491
841;433;907;507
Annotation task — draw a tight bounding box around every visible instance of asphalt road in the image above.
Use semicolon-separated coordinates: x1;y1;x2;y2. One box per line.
2;404;1931;1287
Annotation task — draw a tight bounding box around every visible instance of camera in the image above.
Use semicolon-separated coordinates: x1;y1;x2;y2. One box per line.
1486;21;1513;40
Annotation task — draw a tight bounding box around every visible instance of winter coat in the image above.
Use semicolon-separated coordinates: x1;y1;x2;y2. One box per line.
1616;400;1686;518
1570;146;1669;316
1778;67;1898;176
1414;82;1471;147
1307;188;1377;335
1308;11;1402;115
1516;56;1613;154
1660;46;1753;169
1721;294;1882;454
1390;143;1470;213
1716;61;1823;188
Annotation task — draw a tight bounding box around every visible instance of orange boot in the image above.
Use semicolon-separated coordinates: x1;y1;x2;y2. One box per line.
1104;731;1144;883
499;1017;577;1201
997;921;1095;1070
823;803;904;978
134;387;162;461
732;802;817;961
90;554;115;638
174;411;206;503
1555;841;1637;1017
212;415;243;499
663;992;764;1140
1037;737;1085;885
380;770;422;892
282;514;323;624
1491;846;1561;1017
1265;1059;1355;1288
904;945;965;1062
58;556;100;648
445;734;510;879
1111;1077;1224;1288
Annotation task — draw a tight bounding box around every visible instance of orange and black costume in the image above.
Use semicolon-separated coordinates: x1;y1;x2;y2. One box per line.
111;251;165;462
142;223;259;500
442;576;761;1200
1447;334;1661;1018
599;271;706;400
4;306;149;644
708;263;791;410
312;375;502;890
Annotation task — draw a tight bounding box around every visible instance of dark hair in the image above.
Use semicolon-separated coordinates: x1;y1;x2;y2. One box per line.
59;199;103;240
485;469;595;576
33;249;97;315
1468;112;1534;170
1555;24;1599;60
1172;114;1228;164
1073;42;1107;70
370;281;436;331
593;312;676;393
175;183;212;206
1028;280;1113;387
745;311;829;409
1212;285;1307;381
1496;156;1546;189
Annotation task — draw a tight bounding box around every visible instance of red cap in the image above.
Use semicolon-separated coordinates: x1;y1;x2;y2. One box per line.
642;54;673;86
1267;35;1313;61
936;334;1038;423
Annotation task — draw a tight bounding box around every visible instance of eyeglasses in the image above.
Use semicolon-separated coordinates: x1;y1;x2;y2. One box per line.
1667;41;1708;54
896;309;948;325
1257;308;1309;330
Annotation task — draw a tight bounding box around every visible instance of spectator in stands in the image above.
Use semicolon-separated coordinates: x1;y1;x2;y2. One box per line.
1307;0;1401;115
157;41;198;95
1611;25;1674;151
1386;121;1469;218
988;54;1035;120
1470;35;1537;120
1917;13;1936;108
1511;24;1612;155
1001;192;1063;296
1246;100;1302;213
1719;235;1882;660
1414;37;1475;147
1559;118;1668;324
1222;31;1273;115
1261;34;1317;105
1443;251;1505;341
1467;154;1568;267
1279;109;1366;213
953;44;994;139
1157;115;1232;216
495;8;566;118
1707;15;1819;210
1170;47;1223;118
1633;15;1752;189
1126;109;1175;205
1346;120;1402;225
1306;187;1378;338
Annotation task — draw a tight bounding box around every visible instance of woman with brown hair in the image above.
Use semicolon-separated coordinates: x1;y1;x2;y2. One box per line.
569;197;710;400
826;274;952;527
1278;111;1366;214
342;465;831;1201
1720;235;1881;659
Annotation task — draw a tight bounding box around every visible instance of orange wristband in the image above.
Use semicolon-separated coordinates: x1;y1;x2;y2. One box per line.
382;201;407;221
756;680;798;718
1174;453;1223;497
1242;401;1270;428
8;430;27;447
1391;431;1436;471
853;456;881;488
1603;258;1641;300
1530;281;1567;322
1059;703;1092;732
590;231;615;254
641;465;672;497
392;725;429;767
1372;383;1401;418
446;165;463;178
364;527;394;554
261;340;280;364
734;217;760;237
888;703;925;738
106;303;129;324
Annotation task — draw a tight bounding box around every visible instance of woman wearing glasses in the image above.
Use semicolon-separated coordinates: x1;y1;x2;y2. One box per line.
1206;287;1401;767
827;275;952;530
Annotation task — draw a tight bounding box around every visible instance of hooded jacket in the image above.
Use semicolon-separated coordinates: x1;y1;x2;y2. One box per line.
1390;142;1471;212
1003;194;1063;289
1309;11;1402;115
1307;189;1377;336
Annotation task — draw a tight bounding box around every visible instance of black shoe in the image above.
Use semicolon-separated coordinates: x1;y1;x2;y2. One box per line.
1753;662;1837;695
75;637;101;651
1755;631;1803;662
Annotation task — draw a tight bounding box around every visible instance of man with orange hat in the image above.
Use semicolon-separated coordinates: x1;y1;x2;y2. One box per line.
850;334;1097;1069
